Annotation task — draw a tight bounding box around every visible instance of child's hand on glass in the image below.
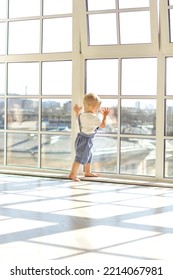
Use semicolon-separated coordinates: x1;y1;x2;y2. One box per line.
101;107;110;116
73;104;83;117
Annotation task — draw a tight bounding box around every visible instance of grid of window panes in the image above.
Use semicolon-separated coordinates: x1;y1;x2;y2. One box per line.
6;0;72;54
85;0;157;177
0;0;173;183
0;0;73;171
0;0;72;54
86;58;157;176
6;61;72;170
86;0;151;45
86;59;118;173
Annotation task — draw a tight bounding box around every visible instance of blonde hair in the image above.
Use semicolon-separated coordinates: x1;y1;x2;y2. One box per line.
83;93;101;111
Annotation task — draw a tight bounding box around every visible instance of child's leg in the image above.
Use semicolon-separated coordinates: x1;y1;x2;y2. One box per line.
69;161;81;181
84;163;98;177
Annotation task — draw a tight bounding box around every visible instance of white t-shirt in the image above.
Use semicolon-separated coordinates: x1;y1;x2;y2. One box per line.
79;112;101;134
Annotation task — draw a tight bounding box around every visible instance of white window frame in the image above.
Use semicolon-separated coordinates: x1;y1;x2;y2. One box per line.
1;0;173;185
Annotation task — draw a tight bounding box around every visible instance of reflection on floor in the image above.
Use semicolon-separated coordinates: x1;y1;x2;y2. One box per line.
0;173;173;261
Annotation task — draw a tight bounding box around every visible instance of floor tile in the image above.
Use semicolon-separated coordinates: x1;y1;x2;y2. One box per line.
0;174;173;262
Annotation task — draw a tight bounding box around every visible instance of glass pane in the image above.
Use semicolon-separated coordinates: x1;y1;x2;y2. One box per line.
119;0;149;9
8;63;39;96
169;0;173;5
92;135;117;173
0;132;4;165
0;99;4;129
165;140;173;178
87;0;116;11
0;0;6;19
121;99;156;135
9;0;40;18
7;98;39;130
42;99;71;131
121;58;157;95
43;18;72;53
44;0;72;15
41;134;71;170
0;23;6;55
0;63;5;95
86;59;118;95
42;61;72;95
88;14;117;45
120;138;156;176
98;99;118;134
7;133;38;167
8;20;40;54
166;57;173;95
169;10;173;43
0;98;4;129
120;11;151;44
165;100;173;136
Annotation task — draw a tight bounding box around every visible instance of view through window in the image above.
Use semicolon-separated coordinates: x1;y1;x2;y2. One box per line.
0;0;173;182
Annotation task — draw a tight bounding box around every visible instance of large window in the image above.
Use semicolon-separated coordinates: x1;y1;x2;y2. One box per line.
5;60;72;169
0;0;173;184
86;57;157;177
0;0;72;172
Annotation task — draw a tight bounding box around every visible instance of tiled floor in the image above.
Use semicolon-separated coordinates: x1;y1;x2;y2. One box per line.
0;174;173;261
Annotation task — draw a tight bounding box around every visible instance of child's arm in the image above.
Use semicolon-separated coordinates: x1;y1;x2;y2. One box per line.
99;108;110;128
73;104;83;118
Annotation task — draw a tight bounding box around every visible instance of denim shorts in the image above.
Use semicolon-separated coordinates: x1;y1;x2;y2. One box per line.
74;132;95;165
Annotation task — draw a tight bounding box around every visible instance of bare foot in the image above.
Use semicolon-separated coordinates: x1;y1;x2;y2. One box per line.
68;173;80;182
84;172;98;177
